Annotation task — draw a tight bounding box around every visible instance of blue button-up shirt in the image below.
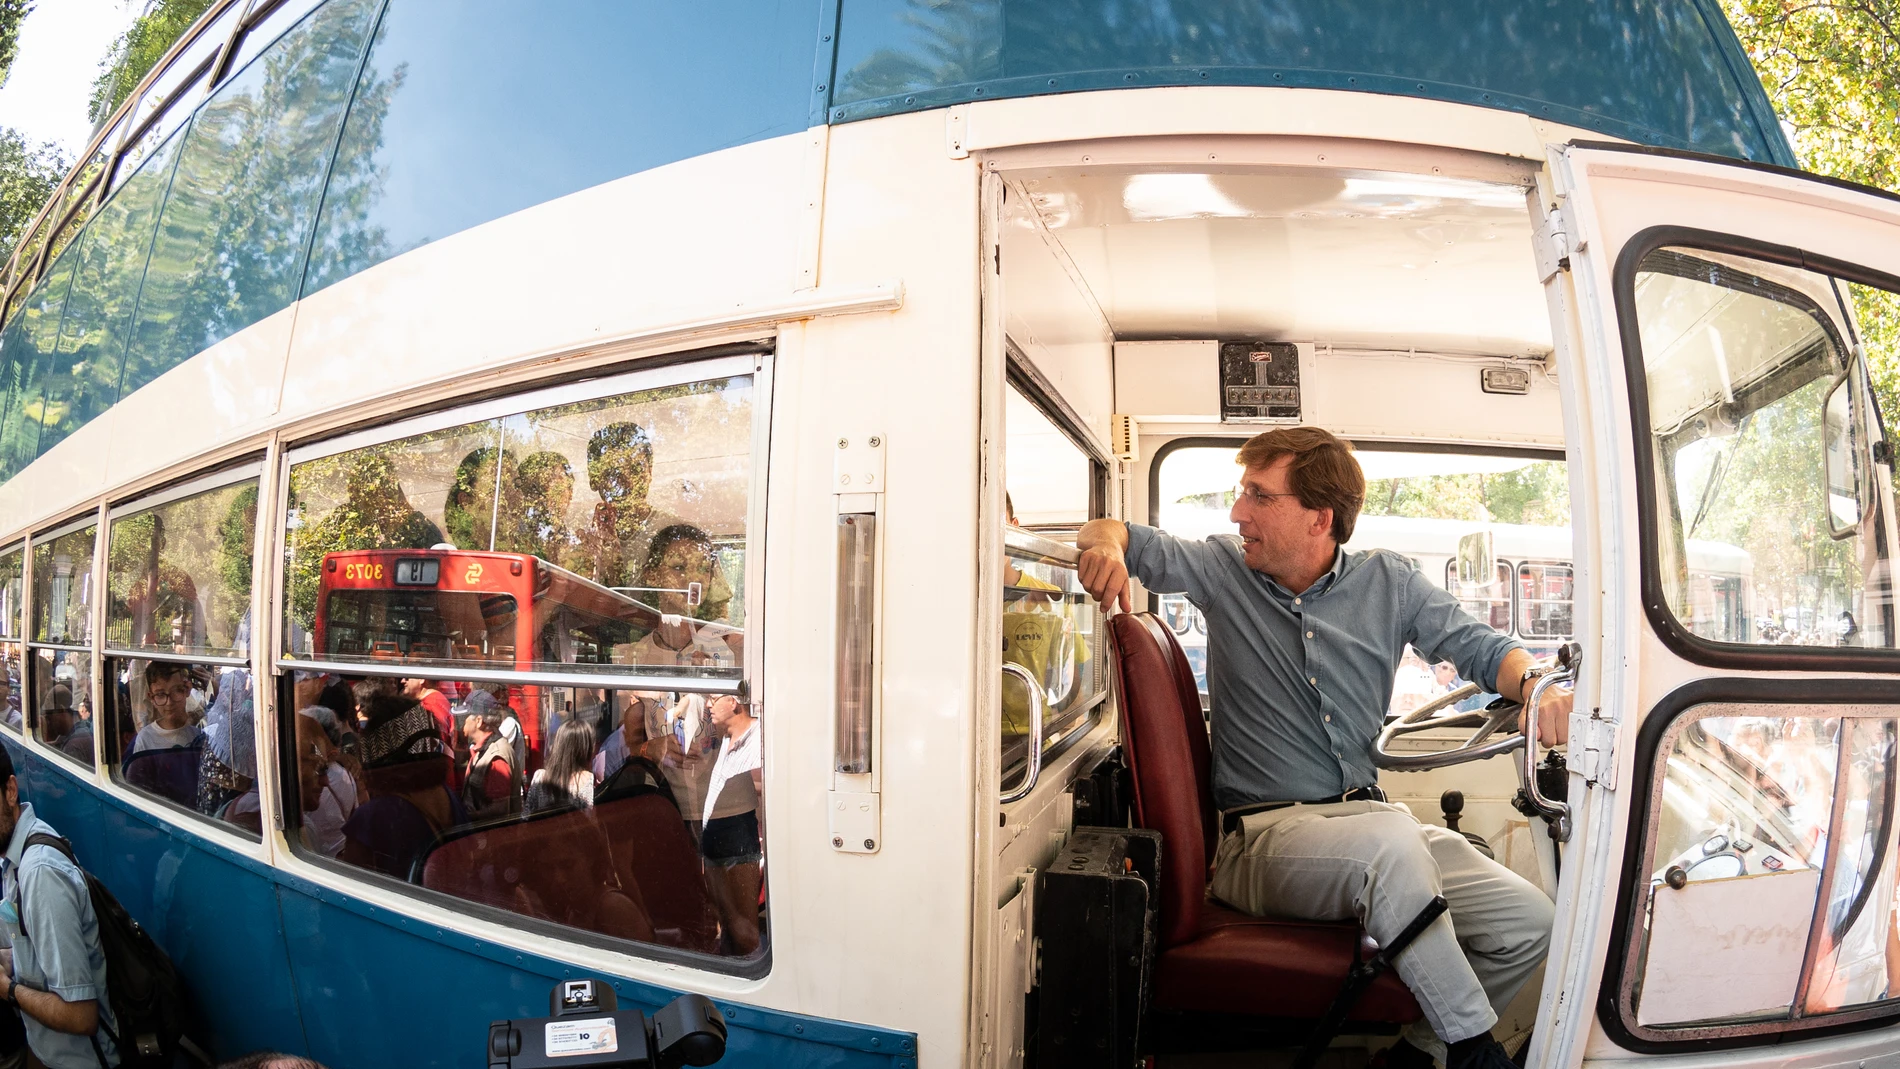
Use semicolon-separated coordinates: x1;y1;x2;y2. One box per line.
0;803;118;1069
1126;524;1522;811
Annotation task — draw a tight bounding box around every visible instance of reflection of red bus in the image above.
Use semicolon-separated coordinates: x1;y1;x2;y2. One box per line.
313;548;667;757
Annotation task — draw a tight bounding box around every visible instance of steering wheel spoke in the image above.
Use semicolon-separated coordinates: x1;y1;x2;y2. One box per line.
1375;683;1526;772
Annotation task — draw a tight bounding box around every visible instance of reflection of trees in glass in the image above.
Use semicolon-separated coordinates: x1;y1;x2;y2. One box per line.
442;444;578;563
286;449;444;624
1360;463;1572;527
838;0;1000;102
120;0;383;394
300;29;404;295
1671;377;1859;637
564;420;654;588
106;481;254;651
1849;283;1900;437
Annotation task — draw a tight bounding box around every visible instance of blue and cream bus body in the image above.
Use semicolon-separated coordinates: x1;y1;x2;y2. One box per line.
1;2;1898;1067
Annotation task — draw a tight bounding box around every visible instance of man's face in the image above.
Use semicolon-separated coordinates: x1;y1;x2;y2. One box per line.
1228;457;1329;575
1433;663;1458;687
709;695;737;733
401;678;424;698
149;673;191;729
295;715;328;812
464;715;484;745
42;706;72;740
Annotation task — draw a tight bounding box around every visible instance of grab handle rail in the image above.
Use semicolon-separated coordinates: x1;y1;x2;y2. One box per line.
1001;662;1045;804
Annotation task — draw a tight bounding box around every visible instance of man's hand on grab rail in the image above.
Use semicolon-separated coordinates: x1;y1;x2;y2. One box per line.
1075;519;1133;612
1497;647;1571;746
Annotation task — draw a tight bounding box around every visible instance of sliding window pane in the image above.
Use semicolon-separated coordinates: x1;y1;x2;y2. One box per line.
107;478;257;657
283;672;763;959
0;543;21;639
103;657;257;837
282;373;752;679
0;644;19;732
32;523;96;646
31;648;94;767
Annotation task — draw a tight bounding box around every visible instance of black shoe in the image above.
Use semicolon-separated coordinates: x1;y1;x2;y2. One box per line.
1373;1039;1436;1069
1445;1035;1515;1069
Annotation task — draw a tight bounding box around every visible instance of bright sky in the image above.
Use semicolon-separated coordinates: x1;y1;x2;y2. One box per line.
0;0;141;160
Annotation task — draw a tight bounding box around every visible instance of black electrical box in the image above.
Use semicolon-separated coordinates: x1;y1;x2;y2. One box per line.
1218;341;1302;422
1034;827;1161;1068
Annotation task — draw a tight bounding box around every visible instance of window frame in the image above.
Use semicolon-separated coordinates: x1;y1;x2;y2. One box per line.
1515;559;1574;641
268;347;775;979
1614;225;1900;672
1602;676;1900;1050
102;460;264;667
24;508;107;768
276;351;763;691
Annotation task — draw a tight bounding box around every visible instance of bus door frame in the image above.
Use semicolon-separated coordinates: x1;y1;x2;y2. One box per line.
1530;141;1900;1067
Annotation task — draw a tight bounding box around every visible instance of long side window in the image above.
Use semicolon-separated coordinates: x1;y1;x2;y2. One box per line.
1631;246;1895;653
100;473;259;835
275;357;765;966
1623;705;1900;1037
0;544;20;732
29;521;98;767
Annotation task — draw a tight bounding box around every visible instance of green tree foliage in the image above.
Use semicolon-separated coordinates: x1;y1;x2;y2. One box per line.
1722;0;1900;424
87;0;214;127
0;127;67;268
1360;462;1571;528
0;0;32;90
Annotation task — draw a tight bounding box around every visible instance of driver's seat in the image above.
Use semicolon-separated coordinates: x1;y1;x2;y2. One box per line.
1108;611;1421;1024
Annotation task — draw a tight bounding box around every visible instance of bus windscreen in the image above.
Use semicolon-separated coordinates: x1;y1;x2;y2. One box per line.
323;589;518;662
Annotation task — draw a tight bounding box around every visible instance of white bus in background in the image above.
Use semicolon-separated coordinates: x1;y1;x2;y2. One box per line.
1153;453;1755;712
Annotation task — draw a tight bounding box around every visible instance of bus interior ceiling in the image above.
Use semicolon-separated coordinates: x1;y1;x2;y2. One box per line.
996;155;1573;1050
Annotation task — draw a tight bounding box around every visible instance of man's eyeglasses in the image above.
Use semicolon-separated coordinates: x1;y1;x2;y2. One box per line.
1235;486;1302;508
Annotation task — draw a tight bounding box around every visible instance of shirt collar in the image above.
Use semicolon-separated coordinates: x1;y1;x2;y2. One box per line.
3;803;37;872
1263;546;1347;601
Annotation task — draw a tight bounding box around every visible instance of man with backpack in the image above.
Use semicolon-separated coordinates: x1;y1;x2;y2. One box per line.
0;745;118;1067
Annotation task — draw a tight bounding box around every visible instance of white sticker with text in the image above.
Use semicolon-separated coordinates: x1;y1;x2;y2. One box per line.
545;1017;618;1057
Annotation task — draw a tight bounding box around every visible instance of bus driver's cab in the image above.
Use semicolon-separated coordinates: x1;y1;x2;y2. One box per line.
979;138;1900;1067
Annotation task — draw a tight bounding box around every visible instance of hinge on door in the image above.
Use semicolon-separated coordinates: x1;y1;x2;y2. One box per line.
1531;206;1571;284
1567;708;1617;789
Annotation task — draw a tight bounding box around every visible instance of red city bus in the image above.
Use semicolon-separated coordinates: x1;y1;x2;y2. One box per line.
312;548;678;760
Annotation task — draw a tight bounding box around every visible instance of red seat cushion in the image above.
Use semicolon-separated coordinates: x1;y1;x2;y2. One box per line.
1152;904;1422;1022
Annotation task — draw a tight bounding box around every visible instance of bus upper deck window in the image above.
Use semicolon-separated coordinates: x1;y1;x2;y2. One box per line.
1632;247;1895;652
280;362;757;680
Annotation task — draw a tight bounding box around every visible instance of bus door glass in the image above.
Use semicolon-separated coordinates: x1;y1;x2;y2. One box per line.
1541;143;1900;1059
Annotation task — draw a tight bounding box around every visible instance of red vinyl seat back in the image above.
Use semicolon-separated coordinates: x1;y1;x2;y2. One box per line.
1109;612;1219;949
419;793;722;953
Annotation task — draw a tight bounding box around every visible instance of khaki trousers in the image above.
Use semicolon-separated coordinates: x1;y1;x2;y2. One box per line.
1209;800;1553;1053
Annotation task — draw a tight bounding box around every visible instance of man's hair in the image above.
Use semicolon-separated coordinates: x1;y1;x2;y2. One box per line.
1235;426;1365;544
478;710;506;734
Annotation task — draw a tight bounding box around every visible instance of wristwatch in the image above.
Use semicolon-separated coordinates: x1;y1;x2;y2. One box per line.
1518;662;1553;698
6;975;16;1003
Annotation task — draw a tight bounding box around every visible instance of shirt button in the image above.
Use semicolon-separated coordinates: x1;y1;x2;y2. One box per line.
1294;597;1302;605
1324;715;1332;722
1309;676;1317;685
1306;631;1314;638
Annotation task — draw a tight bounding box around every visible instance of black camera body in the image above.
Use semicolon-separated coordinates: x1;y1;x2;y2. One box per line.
488;980;728;1069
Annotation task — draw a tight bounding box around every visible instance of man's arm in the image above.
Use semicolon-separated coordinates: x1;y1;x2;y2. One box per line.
1076;519;1132;611
11;981;98;1036
10;868;104;1036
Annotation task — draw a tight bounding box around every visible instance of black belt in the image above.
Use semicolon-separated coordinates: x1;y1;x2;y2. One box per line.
1221;786;1387;834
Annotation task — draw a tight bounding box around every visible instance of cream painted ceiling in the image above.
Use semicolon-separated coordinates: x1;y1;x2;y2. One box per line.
1009;169;1553;358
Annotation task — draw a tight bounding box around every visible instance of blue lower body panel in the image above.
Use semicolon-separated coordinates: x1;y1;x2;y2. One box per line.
2;739;916;1069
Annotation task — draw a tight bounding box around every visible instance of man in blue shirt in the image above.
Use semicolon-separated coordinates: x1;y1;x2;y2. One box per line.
0;746;118;1068
1078;427;1567;1069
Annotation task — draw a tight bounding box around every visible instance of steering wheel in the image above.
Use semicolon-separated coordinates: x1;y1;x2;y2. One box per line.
1373;687;1525;772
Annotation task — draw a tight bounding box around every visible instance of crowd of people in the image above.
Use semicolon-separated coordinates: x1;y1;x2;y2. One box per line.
100;659;764;959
